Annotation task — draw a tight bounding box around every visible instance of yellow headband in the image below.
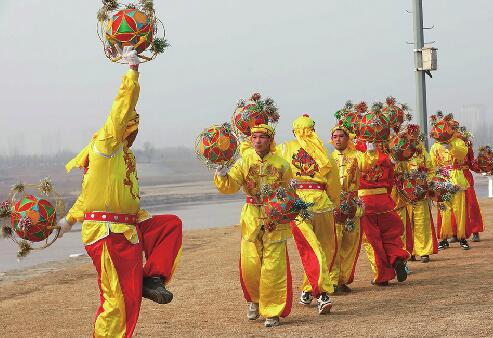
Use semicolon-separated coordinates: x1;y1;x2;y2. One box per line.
331;124;351;137
293;114;315;130
250;124;274;137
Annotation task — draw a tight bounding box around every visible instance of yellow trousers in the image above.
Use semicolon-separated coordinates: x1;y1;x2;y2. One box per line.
395;207;413;254
240;231;292;318
407;200;438;256
290;215;333;295
332;220;362;286
439;190;467;240
299;212;337;292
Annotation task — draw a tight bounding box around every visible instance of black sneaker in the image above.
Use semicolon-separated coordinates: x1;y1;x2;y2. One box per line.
317;292;332;315
459;239;470;250
409;255;417;261
421;255;430;263
371;280;389;286
438;239;449;250
142;276;173;304
472;233;480;242
338;284;352;293
393;259;407;282
299;291;313;305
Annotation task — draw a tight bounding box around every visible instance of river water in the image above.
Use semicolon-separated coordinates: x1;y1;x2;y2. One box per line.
1;178;490;273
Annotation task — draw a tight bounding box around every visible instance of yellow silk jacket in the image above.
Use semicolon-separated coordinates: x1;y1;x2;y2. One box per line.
65;70;150;245
331;148;360;193
430;137;469;190
276;140;341;213
214;150;293;243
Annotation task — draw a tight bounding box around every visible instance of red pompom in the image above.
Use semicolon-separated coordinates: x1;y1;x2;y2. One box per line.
251;93;261;101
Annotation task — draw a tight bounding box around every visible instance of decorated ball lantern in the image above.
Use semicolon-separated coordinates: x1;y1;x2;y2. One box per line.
394;169;429;204
475;146;493;174
428;168;460;210
334;101;365;136
389;124;423;162
0;179;65;258
232;93;279;137
358;103;391;142
11;195;56;242
429;111;458;143
195;123;239;169
97;1;168;64
382;96;411;133
105;8;153;54
260;184;312;231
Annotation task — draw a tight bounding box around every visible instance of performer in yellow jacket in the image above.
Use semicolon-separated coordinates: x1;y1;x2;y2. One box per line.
330;124;363;293
404;145;438;262
215;124;293;328
430;137;471;250
276;114;339;314
57;49;182;338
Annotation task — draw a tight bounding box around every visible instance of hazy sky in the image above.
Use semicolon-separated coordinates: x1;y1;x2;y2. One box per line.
1;0;492;155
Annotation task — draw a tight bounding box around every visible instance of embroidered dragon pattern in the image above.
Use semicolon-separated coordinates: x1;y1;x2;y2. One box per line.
291;147;319;178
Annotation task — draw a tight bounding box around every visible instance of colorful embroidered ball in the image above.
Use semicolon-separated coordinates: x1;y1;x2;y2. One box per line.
358;103;391;142
232;93;279;136
389;124;422;162
10;195;56;242
429;111;457;143
382;97;410;133
106;8;153;54
428;169;460;205
197;123;238;166
263;187;301;225
394;169;429;204
475;146;493;174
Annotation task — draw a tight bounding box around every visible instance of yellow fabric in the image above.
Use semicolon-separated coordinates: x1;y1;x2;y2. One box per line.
407;201;435;256
65;69;147;246
430;137;469;190
292;218;333;294
293;125;331;176
395;206;410;251
250;124;274;137
301;212;338;291
358;188;387;197
440;191;467;239
330;147;362;285
94;242;126;338
430;137;469;240
292;115;315;130
214;150;292;242
362;233;378;279
240;232;289;318
332;220;361;285
276;140;341;213
403;148;436;256
167;247;183;285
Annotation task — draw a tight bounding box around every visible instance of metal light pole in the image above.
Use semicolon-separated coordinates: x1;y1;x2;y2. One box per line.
412;0;428;149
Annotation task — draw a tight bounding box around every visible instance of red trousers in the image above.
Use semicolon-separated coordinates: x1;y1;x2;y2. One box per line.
361;211;410;283
85;215;182;338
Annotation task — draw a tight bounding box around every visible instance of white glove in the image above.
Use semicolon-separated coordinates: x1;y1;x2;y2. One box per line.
442;143;451;150
57;217;72;238
366;142;376;151
115;45;140;66
215;165;230;177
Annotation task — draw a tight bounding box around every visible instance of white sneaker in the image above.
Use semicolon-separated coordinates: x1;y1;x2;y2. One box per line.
264;316;280;327
299;291;313;305
247;302;259;320
317;293;332;315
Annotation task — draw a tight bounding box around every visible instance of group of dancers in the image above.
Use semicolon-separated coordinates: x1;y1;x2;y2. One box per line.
55;48;484;336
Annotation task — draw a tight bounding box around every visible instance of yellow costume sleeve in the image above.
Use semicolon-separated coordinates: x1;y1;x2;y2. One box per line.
96;70;141;155
66;193;85;225
280;163;293;188
326;156;342;205
449;138;468;161
430;143;438;167
214;159;244;194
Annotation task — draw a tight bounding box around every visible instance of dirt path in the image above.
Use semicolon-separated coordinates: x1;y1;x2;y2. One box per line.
1;200;492;337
